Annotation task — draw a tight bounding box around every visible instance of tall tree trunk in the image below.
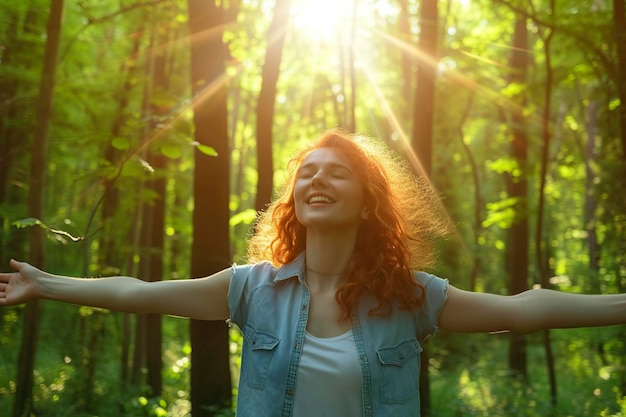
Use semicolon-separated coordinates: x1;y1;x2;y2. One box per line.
536;9;557;404
187;1;233;415
255;0;292;213
506;14;529;381
141;19;172;396
412;0;439;414
13;1;64;416
412;0;438;178
142;151;166;397
457;95;482;292
584;101;601;292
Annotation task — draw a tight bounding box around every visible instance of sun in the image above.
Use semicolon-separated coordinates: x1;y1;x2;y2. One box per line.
291;0;356;41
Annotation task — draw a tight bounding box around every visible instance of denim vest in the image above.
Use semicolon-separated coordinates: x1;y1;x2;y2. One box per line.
228;252;448;417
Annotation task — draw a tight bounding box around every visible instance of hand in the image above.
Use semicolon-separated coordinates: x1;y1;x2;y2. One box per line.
0;259;43;306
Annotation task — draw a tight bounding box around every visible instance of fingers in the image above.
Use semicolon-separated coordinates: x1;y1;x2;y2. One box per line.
0;260;20;284
0;279;7;304
10;259;21;270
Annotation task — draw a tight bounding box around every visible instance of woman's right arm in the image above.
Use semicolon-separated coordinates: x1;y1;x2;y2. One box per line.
0;259;230;321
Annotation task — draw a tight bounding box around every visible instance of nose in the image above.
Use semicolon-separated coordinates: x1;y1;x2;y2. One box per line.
311;170;327;187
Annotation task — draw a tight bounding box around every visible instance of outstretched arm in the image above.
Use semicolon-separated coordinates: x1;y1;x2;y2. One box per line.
439;285;626;334
0;259;230;321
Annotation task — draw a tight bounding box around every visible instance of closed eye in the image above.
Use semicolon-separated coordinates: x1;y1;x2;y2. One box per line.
297;169;314;179
330;171;349;179
298;162;353;180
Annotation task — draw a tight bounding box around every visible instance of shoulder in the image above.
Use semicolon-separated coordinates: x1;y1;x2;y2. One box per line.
413;271;449;300
410;271;449;340
231;261;282;282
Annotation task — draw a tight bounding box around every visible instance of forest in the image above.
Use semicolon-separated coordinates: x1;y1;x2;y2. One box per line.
0;0;625;416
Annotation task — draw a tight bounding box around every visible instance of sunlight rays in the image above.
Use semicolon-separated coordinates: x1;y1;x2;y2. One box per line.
126;23;237;163
358;61;459;246
370;27;526;116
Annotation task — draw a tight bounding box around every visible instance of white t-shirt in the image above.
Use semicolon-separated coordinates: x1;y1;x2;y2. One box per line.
293;330;363;417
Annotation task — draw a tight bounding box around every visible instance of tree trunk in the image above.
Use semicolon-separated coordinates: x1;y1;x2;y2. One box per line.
187;1;233;415
506;14;529;381
101;18;145;388
411;0;438;179
457;95;482;292
536;11;557;403
255;0;292;213
13;1;64;416
584;101;600;292
143;155;166;397
142;21;171;396
412;0;439;414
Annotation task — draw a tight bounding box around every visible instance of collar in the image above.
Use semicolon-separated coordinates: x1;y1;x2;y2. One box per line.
274;251;306;284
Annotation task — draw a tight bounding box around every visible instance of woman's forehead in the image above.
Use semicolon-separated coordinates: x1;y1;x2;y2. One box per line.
301;147;352;167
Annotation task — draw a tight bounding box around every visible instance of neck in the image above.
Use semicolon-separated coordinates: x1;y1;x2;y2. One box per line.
304;227;358;291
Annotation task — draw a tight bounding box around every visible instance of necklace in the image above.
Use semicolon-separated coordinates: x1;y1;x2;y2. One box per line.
305;266;347;276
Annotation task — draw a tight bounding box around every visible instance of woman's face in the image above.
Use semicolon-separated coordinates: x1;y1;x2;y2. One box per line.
293;147;368;231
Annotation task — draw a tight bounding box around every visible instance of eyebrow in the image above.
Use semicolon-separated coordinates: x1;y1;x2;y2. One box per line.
299;161;353;173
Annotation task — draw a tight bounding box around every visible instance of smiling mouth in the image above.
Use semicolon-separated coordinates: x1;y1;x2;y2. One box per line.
308;195;335;204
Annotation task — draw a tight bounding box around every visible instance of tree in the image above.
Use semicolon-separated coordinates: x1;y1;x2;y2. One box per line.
139;17;175;396
412;0;439;414
535;0;557;403
13;1;64;416
255;0;292;213
506;13;529;381
187;0;234;415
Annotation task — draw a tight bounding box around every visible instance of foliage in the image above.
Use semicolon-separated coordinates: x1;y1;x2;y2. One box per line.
0;0;625;415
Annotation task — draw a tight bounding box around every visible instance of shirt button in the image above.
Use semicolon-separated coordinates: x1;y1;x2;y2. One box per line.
295;343;300;350
301;304;307;310
286;389;293;396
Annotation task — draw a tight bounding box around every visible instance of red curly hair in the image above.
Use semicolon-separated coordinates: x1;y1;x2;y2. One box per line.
247;129;450;318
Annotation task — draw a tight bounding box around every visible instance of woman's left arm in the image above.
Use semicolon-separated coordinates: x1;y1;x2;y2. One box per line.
438;285;626;334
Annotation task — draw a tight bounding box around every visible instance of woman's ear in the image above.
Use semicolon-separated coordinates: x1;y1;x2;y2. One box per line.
361;207;369;220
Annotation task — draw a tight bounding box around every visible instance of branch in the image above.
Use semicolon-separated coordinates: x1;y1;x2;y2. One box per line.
492;0;618;82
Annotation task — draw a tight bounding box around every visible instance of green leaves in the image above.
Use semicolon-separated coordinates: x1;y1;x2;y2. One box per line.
12;218;83;242
192;142;218;157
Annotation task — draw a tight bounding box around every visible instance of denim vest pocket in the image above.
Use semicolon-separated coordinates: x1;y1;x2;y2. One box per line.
376;337;422;403
242;323;280;389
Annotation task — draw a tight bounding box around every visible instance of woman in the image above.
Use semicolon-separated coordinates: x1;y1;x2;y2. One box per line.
1;130;625;417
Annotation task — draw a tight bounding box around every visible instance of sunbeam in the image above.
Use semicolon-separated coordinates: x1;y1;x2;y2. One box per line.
358;61;458;225
357;56;468;255
371;27;526;116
